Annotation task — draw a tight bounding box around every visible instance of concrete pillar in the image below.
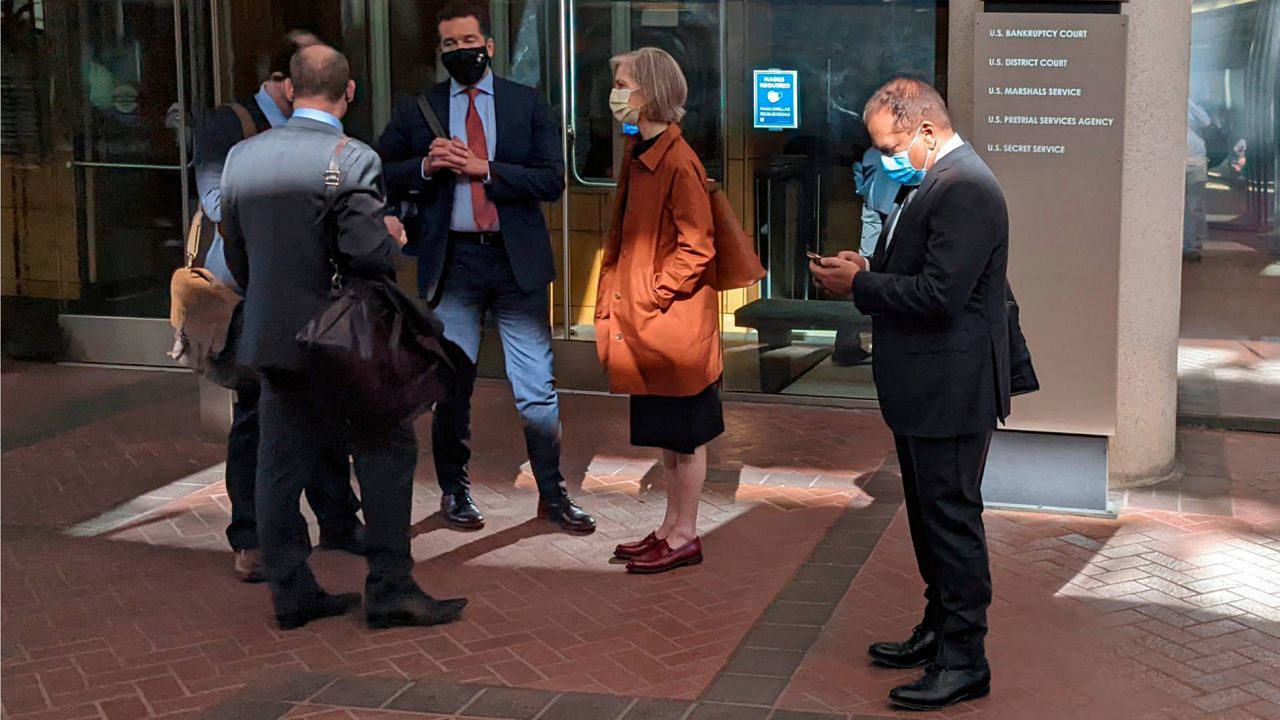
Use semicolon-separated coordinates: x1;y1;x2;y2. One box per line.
948;1;1190;488
1108;1;1190;487
946;0;980;137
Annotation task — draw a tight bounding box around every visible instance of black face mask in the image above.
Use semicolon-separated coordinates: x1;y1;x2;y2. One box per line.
441;46;490;87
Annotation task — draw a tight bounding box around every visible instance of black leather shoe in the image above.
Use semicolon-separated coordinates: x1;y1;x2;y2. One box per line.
538;494;596;535
441;492;485;530
275;591;361;631
319;523;367;556
868;625;939;669
889;665;991;711
366;587;468;629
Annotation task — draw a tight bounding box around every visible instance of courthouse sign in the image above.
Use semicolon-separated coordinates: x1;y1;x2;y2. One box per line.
974;13;1127;438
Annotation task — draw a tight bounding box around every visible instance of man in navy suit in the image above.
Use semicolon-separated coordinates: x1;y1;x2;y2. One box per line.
377;2;595;534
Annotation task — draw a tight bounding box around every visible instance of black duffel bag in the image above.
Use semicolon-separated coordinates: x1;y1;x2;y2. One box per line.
296;277;473;428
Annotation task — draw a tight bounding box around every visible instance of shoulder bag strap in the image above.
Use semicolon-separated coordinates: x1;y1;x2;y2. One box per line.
184;208;205;269
416;94;446;139
319;136;354;288
227;102;258;139
321;135;354;209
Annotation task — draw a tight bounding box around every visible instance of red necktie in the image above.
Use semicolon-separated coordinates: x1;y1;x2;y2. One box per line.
465;88;498;231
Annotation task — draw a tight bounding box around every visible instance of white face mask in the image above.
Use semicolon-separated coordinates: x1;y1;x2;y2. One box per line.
610;88;642;125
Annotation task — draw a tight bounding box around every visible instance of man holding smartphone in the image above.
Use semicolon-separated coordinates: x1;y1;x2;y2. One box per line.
811;77;1010;711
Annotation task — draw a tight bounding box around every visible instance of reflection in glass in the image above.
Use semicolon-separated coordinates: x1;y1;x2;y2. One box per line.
1178;0;1280;426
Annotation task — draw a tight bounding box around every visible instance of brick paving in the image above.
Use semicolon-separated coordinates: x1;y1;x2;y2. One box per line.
2;362;1278;720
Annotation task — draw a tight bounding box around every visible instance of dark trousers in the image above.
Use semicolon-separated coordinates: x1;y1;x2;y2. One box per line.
430;243;566;499
224;380;361;551
896;431;994;670
257;371;417;611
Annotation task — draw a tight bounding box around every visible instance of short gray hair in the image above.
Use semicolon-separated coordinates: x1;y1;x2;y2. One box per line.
863;76;952;133
610;47;688;124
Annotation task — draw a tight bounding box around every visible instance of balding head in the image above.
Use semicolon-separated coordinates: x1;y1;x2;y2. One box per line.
864;76;952;134
289;44;351;103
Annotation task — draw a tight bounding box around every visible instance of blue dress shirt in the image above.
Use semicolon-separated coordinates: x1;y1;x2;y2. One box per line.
446;72;499;232
291;107;344;132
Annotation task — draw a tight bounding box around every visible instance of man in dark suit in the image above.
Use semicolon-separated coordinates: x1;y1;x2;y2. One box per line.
222;44;466;631
193;29;365;584
377;2;594;534
811;77;1010;711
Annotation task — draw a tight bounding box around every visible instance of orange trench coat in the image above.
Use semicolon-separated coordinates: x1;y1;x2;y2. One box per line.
594;125;722;397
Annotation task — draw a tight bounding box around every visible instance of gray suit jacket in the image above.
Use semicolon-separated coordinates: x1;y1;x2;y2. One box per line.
221;116;397;371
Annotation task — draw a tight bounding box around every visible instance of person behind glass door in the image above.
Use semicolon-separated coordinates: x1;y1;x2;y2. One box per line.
1183;99;1211;263
375;2;596;535
597;48;724;575
854;146;902;258
192;29;366;584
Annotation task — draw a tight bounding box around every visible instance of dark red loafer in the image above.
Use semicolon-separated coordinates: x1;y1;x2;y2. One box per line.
626;537;704;574
614;532;661;559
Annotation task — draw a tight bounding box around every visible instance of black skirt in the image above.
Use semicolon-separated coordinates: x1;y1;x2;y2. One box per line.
630;381;725;455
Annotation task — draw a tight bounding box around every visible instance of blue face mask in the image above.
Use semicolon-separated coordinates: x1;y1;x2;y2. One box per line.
880;128;930;186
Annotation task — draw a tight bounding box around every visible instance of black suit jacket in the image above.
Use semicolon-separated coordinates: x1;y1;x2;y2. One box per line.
376;77;565;304
853;143;1011;438
222;117;398;371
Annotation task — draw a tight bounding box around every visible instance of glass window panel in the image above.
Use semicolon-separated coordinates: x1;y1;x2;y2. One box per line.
1178;0;1280;425
723;0;946;400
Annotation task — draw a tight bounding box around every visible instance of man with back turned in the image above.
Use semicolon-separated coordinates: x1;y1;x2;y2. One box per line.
811;77;1010;710
221;44;466;631
193;28;366;585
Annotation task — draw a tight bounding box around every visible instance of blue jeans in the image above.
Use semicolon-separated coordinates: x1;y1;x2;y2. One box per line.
431;242;566;498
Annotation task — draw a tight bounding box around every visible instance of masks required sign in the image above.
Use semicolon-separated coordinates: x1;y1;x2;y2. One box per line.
754;69;799;130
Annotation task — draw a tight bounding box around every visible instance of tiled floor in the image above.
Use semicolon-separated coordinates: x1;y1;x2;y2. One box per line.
1;362;1278;720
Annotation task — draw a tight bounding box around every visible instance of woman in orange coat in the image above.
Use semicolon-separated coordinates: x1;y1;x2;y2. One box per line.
595;47;722;575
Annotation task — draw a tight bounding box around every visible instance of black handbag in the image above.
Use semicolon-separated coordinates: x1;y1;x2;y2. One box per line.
1007;284;1040;396
295;135;474;428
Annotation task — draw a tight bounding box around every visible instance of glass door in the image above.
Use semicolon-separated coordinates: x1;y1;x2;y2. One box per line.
553;0;726;341
62;0;215;319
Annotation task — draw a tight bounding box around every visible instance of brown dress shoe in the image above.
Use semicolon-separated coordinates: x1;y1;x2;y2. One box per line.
614;532;661;559
626;537;703;574
234;550;265;583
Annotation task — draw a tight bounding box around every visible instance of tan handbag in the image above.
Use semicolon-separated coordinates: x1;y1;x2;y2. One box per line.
167;103;257;375
167;225;241;372
705;183;766;291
